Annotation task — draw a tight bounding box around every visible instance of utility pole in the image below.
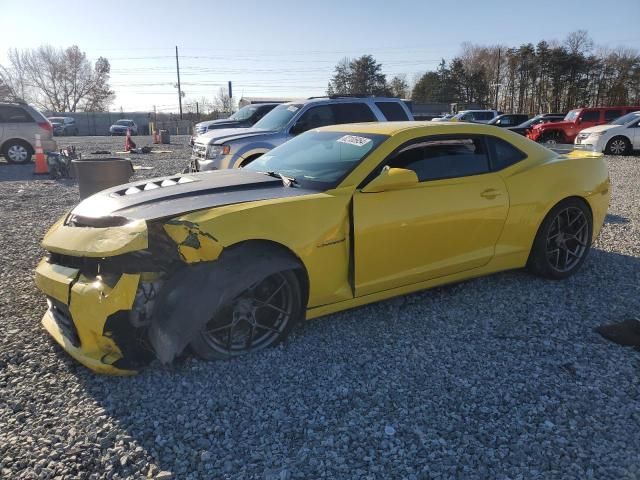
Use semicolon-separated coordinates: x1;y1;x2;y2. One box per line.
494;47;501;110
175;45;183;120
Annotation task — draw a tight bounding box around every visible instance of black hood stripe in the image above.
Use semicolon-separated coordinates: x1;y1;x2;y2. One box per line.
72;170;317;221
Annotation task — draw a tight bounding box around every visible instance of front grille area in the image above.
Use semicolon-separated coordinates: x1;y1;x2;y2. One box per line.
48;299;80;347
193;142;207;159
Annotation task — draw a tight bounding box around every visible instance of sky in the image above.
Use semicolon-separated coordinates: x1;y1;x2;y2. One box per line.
2;0;639;113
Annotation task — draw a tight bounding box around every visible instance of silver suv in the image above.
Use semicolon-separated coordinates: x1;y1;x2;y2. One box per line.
191;96;413;171
0;102;57;164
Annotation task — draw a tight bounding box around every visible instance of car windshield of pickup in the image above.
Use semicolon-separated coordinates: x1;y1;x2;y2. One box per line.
253;104;302;131
229;105;258;121
244;130;387;189
565;110;580;121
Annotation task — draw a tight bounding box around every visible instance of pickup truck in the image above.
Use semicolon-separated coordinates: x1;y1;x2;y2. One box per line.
527;106;640;145
190;96;413;171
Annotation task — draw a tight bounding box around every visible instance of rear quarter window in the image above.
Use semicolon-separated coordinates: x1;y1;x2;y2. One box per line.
375;102;409;121
0;106;34;123
488;137;527;170
604;110;623;122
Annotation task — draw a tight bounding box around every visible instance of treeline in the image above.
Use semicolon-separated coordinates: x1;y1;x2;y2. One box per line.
412;31;640;113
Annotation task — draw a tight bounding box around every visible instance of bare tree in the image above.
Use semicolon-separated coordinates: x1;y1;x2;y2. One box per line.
389;74;409;98
2;45;114;112
214;87;235;113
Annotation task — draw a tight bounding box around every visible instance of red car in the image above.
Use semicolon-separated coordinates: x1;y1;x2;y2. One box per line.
528;106;640;145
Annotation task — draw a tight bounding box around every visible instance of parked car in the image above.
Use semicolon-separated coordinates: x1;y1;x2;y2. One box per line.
527;106;640;145
449;110;500;123
508;113;565;136
575;111;640;155
109;119;138;136
190;96;413;172
0;102;57;164
487;114;529;128
48;116;78;136
430;114;454;122
35;121;609;373
190;103;279;146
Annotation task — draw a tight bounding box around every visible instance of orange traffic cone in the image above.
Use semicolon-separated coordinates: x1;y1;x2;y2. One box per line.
124;128;136;152
33;134;48;175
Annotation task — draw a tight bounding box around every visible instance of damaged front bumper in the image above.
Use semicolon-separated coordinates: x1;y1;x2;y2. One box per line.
36;259;144;375
35;214;228;375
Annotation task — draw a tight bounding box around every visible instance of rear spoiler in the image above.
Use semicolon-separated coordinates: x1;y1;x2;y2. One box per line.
548;144;603;158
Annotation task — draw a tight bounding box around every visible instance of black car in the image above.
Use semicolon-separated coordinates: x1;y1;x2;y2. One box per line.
508;113;565;136
487;114;529;128
191;104;280;144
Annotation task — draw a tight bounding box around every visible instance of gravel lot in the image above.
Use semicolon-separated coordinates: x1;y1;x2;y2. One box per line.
1;135;639;479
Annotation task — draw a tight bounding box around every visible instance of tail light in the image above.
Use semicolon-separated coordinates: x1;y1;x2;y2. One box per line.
38;121;53;133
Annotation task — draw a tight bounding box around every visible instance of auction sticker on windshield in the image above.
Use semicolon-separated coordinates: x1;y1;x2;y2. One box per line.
287;106;299;112
337;135;372;147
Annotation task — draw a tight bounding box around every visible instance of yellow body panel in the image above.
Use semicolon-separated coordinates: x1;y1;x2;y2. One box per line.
42;218;148;257
35;121;610;374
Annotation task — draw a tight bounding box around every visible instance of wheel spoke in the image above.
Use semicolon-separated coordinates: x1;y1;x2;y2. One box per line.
256;300;288;315
206;323;233;334
261;279;286;305
254;322;281;333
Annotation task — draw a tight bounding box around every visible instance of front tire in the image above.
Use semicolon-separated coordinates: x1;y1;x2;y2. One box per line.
3;140;33;164
540;131;563;146
527;198;593;279
190;270;303;360
605;136;630;155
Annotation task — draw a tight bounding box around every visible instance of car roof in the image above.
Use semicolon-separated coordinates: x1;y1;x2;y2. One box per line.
282;96;404;107
317;120;502;135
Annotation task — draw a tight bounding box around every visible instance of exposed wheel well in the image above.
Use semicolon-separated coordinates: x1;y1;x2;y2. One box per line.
239;153;264;168
226;239;310;308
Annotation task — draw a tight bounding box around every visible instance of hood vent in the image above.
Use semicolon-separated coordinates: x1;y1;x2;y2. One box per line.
112;176;196;197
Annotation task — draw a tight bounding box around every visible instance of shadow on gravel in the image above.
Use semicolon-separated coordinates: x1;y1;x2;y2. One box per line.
605;213;630;224
0;163;69;183
66;248;640;478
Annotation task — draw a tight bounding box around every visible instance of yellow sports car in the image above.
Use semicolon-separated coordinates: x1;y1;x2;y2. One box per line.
35;122;610;374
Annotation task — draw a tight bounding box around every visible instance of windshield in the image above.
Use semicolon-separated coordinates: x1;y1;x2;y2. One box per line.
253;104;301;131
244;131;388;189
115;120;131;126
610;111;640;125
564;110;580;121
229;106;258;121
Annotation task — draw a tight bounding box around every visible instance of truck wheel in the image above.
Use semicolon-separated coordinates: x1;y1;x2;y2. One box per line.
540;131;562;146
605;136;630;155
3;140;33;164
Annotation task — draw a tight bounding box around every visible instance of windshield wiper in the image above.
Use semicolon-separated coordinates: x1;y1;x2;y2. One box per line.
262;171;299;187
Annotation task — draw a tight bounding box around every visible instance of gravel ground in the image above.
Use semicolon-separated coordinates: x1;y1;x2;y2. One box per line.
1;135;639;479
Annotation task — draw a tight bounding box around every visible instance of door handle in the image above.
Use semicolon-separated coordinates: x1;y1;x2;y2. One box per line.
480;188;501;199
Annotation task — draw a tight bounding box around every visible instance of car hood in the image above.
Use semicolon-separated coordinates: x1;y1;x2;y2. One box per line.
111;125;130;129
69;169;314;223
196;127;274;145
196;119;243;129
532;120;572;130
578;124;619;134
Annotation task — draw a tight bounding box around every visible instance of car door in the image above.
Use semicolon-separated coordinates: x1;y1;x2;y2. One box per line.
631;118;640;149
288;105;336;139
352;135;509;296
0;107;5;143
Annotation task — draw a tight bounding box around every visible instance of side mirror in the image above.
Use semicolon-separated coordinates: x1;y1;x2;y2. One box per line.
361;167;419;193
576;118;582;124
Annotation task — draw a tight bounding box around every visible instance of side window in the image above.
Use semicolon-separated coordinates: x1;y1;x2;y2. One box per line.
375;102;409;121
487;136;527;170
293;105;336;133
387;137;490;182
476;112;495;121
331;103;377;124
604;110;622;122
0;106;33;123
581;111;600;122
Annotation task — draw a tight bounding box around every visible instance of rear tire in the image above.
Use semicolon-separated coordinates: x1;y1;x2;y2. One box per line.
190;269;303;360
604;136;630;155
527;198;593;279
3;140;33;164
